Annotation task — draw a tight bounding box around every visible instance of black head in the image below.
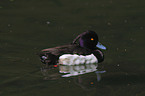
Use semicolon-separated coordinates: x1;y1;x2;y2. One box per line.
73;30;106;50
78;30;99;50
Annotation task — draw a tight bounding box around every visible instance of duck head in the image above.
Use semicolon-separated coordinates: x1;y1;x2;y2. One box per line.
73;30;106;50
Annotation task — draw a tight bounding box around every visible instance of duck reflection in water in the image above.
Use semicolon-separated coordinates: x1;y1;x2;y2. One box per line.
41;63;105;82
59;63;106;81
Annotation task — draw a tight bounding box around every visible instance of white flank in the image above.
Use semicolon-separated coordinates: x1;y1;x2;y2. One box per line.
59;54;98;65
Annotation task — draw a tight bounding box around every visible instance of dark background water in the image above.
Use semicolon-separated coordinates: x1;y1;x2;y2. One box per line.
0;0;145;96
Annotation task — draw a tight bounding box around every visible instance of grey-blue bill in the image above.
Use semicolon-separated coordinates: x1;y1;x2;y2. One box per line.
96;42;107;50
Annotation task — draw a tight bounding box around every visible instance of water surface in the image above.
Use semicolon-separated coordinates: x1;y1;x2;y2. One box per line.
0;0;145;96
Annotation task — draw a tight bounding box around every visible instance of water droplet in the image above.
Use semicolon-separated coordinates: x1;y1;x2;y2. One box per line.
8;24;11;27
124;49;127;52
124;20;127;23
10;0;14;2
140;27;143;30
107;22;111;26
117;48;119;51
46;21;50;24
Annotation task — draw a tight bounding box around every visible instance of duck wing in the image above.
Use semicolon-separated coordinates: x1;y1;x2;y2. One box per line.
38;44;92;65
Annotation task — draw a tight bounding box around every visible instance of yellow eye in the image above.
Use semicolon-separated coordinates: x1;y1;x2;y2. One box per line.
91;38;94;41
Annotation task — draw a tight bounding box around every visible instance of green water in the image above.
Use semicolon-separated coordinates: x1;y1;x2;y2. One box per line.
0;0;145;96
